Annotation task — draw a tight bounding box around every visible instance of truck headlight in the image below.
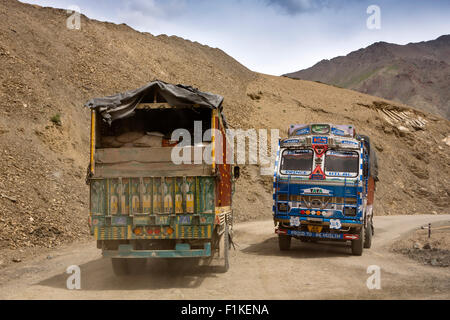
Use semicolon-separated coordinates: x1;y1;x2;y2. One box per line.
278;203;289;212
344;207;357;216
322;210;333;217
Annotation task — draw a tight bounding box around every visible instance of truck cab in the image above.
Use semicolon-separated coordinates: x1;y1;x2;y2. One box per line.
273;124;377;255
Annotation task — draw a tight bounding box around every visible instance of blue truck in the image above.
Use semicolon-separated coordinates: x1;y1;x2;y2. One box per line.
273;124;378;255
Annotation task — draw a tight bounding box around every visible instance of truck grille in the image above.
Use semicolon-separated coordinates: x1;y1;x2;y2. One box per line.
277;195;357;211
301;196;332;210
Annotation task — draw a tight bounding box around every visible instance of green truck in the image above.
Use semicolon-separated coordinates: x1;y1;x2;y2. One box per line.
85;81;239;275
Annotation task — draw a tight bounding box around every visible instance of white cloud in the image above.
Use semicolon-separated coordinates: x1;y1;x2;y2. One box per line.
121;0;187;19
19;0;450;75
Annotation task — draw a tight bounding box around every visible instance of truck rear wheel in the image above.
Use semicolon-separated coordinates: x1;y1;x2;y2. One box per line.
364;222;372;249
278;235;291;251
111;258;129;276
351;227;364;256
209;222;230;272
220;222;230;273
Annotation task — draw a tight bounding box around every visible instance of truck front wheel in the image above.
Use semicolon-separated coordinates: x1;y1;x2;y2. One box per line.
351;227;364;256
364;222;372;249
278;235;291;251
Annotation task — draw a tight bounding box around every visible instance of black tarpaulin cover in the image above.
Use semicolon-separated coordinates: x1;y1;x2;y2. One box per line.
84;80;224;125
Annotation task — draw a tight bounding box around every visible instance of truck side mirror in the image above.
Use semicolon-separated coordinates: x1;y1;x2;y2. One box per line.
233;166;240;179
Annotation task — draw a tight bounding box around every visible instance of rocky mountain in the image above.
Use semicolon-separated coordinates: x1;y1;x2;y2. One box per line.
0;0;449;264
284;35;450;119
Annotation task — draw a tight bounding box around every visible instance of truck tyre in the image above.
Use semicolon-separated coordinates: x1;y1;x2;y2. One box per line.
364;222;372;249
111;258;129;276
278;235;291;251
220;222;230;273
351;227;364;256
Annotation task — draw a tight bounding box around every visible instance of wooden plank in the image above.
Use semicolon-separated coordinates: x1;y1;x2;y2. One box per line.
136;103;173;109
95;146;208;164
90;110;96;174
95;162;211;178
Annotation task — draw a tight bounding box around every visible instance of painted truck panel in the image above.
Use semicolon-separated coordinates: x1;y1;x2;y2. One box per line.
90;176;215;217
88;108;235;261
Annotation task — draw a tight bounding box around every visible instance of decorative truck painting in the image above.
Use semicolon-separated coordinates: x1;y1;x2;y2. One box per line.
273;124;378;255
84;81;239;275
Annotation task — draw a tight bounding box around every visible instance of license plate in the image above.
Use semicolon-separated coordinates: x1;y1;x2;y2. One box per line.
113;216;127;226
133;217;149;225
307;225;323;233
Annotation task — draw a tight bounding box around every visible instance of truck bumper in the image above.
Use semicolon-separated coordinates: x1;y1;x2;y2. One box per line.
274;215;362;227
276;228;359;240
102;242;211;258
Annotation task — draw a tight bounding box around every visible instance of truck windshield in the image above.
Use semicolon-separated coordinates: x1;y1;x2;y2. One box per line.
280;149;313;175
324;150;359;177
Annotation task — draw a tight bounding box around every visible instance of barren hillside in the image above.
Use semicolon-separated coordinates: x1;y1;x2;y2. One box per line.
0;0;449;263
284;36;450;119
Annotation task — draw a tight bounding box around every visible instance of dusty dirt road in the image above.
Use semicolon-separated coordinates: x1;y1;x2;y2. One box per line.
0;215;449;300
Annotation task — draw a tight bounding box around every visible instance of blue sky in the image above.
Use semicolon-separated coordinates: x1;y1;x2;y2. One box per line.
21;0;450;75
